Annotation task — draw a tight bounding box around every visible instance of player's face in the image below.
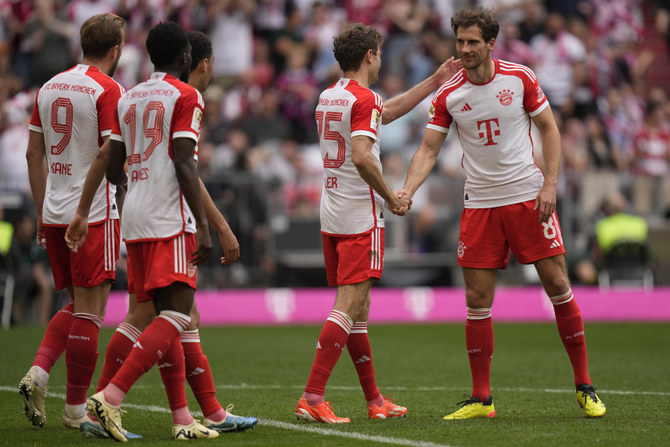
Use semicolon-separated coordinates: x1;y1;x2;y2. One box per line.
455;25;494;70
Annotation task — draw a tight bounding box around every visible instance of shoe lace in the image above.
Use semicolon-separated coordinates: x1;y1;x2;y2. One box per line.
382;395;397;405
455;395;481;407
322;401;338;415
578;386;599;404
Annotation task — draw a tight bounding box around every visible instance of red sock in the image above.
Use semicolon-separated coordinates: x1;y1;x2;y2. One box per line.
346;322;382;406
159;338;191;424
466;308;494;401
304;310;352;400
551;290;591;387
65;313;103;405
97;322;141;392
182;330;223;419
33;302;75;373
110;311;190;395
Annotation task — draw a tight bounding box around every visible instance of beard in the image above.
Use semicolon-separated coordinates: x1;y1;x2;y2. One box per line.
107;58;119;77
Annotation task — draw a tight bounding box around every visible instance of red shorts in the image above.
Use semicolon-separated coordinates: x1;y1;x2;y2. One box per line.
322;227;384;286
126;233;197;302
457;200;566;269
44;219;119;290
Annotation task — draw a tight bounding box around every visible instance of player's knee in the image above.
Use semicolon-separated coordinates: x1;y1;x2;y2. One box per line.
542;275;571;297
465;289;494;309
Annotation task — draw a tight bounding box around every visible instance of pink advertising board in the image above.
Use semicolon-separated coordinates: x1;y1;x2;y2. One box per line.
103;286;670;326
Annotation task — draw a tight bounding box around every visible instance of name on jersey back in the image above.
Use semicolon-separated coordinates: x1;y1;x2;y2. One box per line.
44;82;96;95
127;89;175;99
319;98;350;106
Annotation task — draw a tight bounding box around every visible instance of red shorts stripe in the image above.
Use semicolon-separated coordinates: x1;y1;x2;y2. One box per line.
44;220;119;290
322;228;384;287
127;233;197;303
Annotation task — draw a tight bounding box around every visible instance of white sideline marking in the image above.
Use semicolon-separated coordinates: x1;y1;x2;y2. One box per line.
3;386;454;447
14;384;670;397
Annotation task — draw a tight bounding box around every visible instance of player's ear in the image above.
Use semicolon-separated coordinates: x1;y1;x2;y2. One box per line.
199;57;209;73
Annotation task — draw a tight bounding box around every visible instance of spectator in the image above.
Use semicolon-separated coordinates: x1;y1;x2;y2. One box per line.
493;20;535;67
530;12;586;117
275;44;319;143
21;0;75;88
7;212;53;325
209;0;256;90
630;100;670;218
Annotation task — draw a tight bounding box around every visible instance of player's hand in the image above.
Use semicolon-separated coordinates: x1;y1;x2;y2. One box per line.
388;189;412;216
190;225;212;266
433;57;464;85
218;227;240;265
65;212;89;253
534;184;557;223
36;215;46;249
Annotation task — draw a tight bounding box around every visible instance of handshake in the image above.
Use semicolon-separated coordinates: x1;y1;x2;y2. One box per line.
388;189;412;216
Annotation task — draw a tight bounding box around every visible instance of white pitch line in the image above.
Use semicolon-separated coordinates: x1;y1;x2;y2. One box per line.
258;419;453;447
2;386;454;447
18;384;670;397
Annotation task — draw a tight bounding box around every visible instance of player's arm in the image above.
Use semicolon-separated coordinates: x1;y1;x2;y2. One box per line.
25;130;48;248
199;178;239;265
382;57;462;124
531;105;561;223
351;135;409;213
399;128;449;214
65;137;112;252
174;138;211;265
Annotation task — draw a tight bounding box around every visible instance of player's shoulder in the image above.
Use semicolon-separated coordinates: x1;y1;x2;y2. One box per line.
343;79;382;107
162;74;204;105
435;69;467;98
496;59;537;82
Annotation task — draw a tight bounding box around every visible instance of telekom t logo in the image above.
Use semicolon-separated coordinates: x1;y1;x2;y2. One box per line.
477;118;500;146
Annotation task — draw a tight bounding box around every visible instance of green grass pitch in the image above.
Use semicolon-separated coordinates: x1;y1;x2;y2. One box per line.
1;322;669;446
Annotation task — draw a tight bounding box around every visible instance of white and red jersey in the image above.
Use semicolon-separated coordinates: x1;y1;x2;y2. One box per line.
427;59;549;208
631;126;670;177
29;64;123;226
111;72;204;242
317;78;384;236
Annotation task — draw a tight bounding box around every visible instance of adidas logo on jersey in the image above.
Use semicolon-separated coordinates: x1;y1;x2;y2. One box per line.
550;240;561;249
461;103;472;112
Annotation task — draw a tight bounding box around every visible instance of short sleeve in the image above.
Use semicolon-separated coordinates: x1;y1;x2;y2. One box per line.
110;99;123;142
97;82;123;137
426;91;452;133
350;90;382;140
28;89;43;132
172;87;204;143
521;68;549;116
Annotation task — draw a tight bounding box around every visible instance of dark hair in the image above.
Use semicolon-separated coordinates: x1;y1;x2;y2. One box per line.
333;23;383;72
451;6;499;43
146;22;189;69
187;31;212;71
80;13;125;59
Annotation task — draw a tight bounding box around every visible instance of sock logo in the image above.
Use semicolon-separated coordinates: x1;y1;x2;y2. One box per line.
355;355;370;364
187;367;205;377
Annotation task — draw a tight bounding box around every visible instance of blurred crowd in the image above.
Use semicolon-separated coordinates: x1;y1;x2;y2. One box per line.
1;0;670;323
